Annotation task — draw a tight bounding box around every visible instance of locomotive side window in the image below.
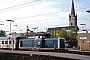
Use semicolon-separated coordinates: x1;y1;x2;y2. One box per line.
9;41;11;44
5;41;8;44
13;40;14;44
2;41;4;44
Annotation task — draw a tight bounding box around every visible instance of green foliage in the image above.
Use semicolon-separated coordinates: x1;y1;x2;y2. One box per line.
49;28;78;47
59;28;67;38
67;28;77;40
0;30;6;37
21;35;26;39
49;28;77;40
56;30;60;38
49;31;55;38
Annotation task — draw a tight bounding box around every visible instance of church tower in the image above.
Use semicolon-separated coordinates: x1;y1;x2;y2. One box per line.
69;0;77;26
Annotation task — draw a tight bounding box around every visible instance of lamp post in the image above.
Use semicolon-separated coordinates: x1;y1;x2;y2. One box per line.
86;10;90;31
6;20;14;50
6;20;14;34
80;24;86;30
86;10;90;53
86;10;90;14
80;23;86;51
86;10;90;28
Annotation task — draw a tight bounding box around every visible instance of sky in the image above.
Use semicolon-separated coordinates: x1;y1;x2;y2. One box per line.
0;0;90;34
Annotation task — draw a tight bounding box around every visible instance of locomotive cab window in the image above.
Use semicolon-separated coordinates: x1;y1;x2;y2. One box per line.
5;41;8;44
2;41;4;44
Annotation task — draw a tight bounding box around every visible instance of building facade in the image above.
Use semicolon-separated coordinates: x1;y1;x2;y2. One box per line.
77;31;90;51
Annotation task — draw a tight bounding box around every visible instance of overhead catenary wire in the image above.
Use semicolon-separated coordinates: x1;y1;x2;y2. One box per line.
5;7;90;21
14;17;66;25
13;24;24;32
13;11;58;20
0;0;39;12
0;0;53;12
0;0;89;12
0;0;89;13
0;0;89;22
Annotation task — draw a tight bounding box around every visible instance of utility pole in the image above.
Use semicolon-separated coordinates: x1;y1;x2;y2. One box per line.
6;20;14;50
26;26;29;38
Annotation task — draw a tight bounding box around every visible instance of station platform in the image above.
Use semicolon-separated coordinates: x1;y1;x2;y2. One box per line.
0;50;90;60
67;48;90;55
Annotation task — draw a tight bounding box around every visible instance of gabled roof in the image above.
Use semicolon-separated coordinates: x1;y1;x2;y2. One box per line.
47;26;79;32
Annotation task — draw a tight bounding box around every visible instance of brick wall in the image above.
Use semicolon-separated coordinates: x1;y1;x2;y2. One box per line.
78;32;90;51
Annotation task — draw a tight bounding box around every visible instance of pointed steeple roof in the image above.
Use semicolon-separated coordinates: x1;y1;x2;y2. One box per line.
71;0;75;16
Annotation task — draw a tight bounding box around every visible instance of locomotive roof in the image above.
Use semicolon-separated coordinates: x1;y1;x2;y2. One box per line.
45;38;58;40
0;37;8;40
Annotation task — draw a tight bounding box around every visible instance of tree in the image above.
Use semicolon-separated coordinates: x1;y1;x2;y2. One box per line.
59;28;67;38
56;30;61;38
67;28;77;40
49;31;54;38
66;28;78;47
49;28;78;47
0;30;6;37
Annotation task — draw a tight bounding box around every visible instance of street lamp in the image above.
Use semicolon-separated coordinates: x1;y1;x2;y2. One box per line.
80;23;86;51
6;20;14;50
86;10;90;30
6;20;14;34
86;10;90;13
80;24;86;30
86;10;90;53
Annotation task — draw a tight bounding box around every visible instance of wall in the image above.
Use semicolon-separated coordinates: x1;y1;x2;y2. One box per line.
78;31;90;51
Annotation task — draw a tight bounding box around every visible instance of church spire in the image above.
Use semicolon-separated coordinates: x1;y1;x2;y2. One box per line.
71;0;75;16
69;0;77;27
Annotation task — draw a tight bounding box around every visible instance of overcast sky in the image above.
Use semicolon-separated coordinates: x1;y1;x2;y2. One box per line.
0;0;90;33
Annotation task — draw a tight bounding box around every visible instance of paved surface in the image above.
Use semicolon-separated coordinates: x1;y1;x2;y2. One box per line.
68;48;90;52
0;50;90;60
